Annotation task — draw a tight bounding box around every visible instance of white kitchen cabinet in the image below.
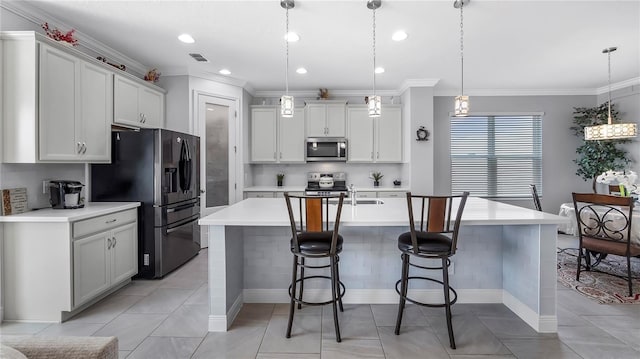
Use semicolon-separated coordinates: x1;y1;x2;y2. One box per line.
245;191;276;198
356;191;377;198
1;205;139;322
74;221;137;307
305;101;346;137
250;106;304;163
1;32;112;163
114;75;164;128
377;191;405;198
346;105;402;163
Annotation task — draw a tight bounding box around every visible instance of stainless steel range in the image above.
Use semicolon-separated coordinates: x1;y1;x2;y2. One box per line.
305;172;348;196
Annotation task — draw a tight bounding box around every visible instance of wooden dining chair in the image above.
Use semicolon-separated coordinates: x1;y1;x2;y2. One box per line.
572;192;639;296
529;184;542;211
608;184;623;196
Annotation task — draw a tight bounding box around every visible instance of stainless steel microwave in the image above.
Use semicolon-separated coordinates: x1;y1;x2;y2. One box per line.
305;137;348;162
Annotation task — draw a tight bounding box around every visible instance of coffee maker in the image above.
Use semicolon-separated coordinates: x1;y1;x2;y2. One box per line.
49;180;85;209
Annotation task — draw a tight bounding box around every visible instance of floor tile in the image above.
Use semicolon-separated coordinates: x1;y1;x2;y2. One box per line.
127;336;202;359
115;279;162;296
427;313;512;355
378;326;449;359
501;338;582;359
118;351;130;359
581;315;640;351
124;288;194;314
158;275;207;290
477;316;543;339
467;304;518;318
236;303;276;324
92;313;168;351
183;284;208;305
321;338;385;358
36;322;104;337
371;304;426;327
449;356;516;358
258;314;322;353
556;304;592;327
557;325;639;359
256;354;320;359
322;305;379;340
69;294;143;324
419;303;474;317
273;303;323;316
0;322;50;335
191;319;267;359
151;304;208;338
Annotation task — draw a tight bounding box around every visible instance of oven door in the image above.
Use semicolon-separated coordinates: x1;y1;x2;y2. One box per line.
156;213;201;277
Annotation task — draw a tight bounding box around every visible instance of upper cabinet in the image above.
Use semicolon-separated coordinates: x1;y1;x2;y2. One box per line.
114;75;164;128
2;33;112;163
250;106;305;163
305;101;346;137
347;105;402;163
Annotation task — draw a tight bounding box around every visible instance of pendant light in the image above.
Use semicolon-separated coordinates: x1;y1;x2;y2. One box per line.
584;47;638;140
367;0;382;118
280;0;295;118
453;0;470;117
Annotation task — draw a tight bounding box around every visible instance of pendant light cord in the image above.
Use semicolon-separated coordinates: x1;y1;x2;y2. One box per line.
285;6;290;95
460;3;464;95
372;6;377;96
607;49;612;124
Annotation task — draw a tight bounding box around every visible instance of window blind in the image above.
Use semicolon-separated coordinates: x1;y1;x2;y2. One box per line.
450;115;542;198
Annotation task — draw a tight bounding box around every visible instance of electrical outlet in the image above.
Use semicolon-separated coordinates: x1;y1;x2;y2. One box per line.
42;180;51;194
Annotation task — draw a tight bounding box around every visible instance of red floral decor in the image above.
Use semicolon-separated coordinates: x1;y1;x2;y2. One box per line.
41;22;78;46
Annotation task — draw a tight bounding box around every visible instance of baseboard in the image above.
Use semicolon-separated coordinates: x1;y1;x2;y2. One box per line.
208;292;243;332
502;290;557;333
243;288;503;304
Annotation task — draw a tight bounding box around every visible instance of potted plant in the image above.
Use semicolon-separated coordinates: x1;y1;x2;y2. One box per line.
370;171;383;187
570;103;632;192
276;173;285;187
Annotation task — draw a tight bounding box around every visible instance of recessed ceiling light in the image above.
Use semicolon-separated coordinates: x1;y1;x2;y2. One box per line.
219;69;231;75
392;31;408;41
178;34;195;43
207;108;214;111
296;67;307;74
284;32;300;42
375;67;385;74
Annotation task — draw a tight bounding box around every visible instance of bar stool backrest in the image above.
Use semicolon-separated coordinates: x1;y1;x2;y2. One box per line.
529;184;542;211
406;192;469;255
284;193;345;255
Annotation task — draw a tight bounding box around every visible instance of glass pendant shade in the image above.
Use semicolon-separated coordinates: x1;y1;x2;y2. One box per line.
368;95;381;117
280;95;294;117
584;122;637;140
454;95;469;117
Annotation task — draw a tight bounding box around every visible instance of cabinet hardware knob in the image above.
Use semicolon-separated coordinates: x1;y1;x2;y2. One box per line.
377;151;379;159
105;219;117;223
82;143;87;154
107;238;112;249
113;237;117;247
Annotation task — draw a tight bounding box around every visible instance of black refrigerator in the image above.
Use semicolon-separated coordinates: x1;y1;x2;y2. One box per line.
91;129;201;278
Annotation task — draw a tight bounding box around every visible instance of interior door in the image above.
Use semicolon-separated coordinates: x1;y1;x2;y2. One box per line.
196;94;238;247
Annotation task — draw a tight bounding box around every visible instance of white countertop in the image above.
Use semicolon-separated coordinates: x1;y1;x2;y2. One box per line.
199;197;568;227
243;186;409;192
0;202;140;223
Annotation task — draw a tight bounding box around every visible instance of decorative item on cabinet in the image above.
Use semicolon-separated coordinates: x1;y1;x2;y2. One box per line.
41;22;77;46
318;88;329;100
97;56;126;71
393;179;402;186
277;173;285;187
416;126;429;141
144;68;161;83
370;171;383;187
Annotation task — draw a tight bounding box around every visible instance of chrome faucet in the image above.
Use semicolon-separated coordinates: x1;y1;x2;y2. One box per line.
348;184;357;205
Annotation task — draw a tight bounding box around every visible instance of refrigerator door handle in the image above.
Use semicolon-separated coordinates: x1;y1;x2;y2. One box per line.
166;215;199;234
166;202;197;213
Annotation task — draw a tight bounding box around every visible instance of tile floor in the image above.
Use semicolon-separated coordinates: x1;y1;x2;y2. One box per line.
1;235;639;358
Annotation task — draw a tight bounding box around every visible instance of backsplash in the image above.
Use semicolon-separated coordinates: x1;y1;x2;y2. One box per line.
0;163;85;210
250;163;407;188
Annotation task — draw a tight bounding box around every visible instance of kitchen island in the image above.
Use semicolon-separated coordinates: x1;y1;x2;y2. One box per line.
199;197;568;333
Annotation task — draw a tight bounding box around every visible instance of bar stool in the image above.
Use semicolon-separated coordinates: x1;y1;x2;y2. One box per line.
283;193;346;342
394;191;469;349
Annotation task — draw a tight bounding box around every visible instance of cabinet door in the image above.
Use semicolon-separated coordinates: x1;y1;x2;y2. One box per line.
39;44;80;161
326;104;346;137
245;192;275;198
139;87;164;128
251;107;277;162
278;108;305;162
305;104;327;137
73;232;110;307
114;75;140;127
110;222;138;284
376;107;402;162
347;107;374;162
80;61;112;161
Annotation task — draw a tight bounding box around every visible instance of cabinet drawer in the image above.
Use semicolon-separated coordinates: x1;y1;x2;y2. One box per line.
356;192;377;198
245;192;275;199
73;209;137;239
377;192;406;198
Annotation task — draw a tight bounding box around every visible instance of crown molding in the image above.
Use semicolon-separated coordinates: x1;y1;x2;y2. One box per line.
398;79;440;93
595;77;640;95
1;1;149;76
434;88;597;96
253;89;399;98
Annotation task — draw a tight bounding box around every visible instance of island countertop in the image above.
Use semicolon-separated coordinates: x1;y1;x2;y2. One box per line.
199;197;568;227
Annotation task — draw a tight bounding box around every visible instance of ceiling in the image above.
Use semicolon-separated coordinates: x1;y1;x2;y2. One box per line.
9;0;640;94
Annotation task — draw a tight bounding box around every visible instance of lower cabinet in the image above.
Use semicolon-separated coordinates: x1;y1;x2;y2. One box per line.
73;222;137;307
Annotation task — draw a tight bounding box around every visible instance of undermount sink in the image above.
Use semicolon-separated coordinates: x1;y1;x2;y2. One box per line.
329;198;384;205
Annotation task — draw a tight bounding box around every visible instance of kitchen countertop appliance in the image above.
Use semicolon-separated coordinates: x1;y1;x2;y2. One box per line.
91;129;201;279
305;172;347;196
49;180;85;209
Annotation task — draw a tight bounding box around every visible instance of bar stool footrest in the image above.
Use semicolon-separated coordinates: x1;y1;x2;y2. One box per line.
289;275;346;306
395;276;458;308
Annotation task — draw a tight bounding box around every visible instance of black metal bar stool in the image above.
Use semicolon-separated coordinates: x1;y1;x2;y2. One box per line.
283;192;346;342
394;191;469;349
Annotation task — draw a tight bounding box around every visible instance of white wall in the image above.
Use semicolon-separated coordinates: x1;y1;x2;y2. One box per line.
433;94;596;213
404;86;435;194
158;75;190;133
